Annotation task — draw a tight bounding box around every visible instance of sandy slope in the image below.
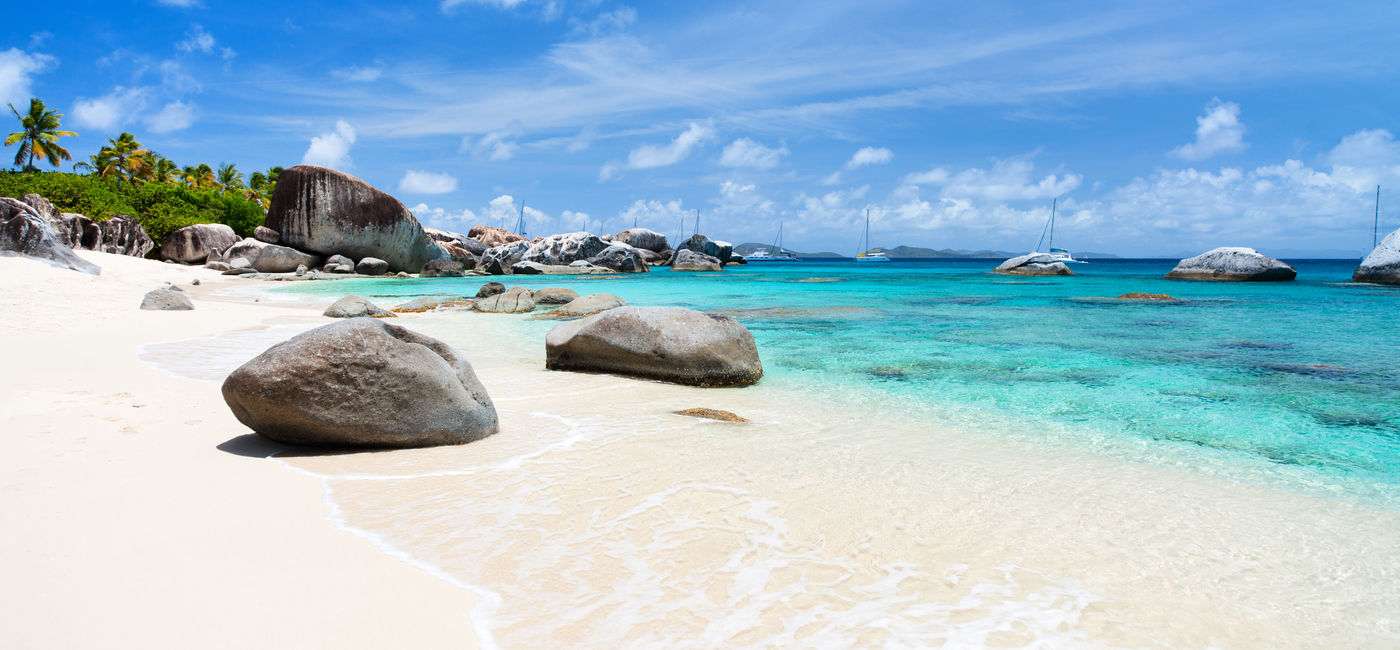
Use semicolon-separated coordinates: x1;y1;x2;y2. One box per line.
0;251;478;649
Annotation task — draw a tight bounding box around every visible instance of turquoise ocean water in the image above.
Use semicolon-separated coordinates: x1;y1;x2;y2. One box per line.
274;259;1400;508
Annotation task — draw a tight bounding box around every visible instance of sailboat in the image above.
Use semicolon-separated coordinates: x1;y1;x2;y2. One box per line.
1032;198;1085;263
748;222;800;262
854;209;890;262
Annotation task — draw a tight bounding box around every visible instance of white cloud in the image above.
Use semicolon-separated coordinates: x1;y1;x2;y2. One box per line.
399;169;459;194
0;48;55;108
569;7;637;36
718;138;788;170
900;157;1081;202
845;146;893;169
1170;98;1246;161
625;121;714;169
333;65;383;82
146;100;196;133
618;198;689;232
72;87;150;130
410;203;479;231
177;25;217;54
463;129;521;161
301;120;357;168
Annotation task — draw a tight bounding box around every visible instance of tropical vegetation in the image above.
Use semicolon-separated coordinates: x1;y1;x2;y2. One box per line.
4;96;280;249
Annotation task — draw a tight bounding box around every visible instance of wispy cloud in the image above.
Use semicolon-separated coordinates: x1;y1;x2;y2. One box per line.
399;169;459;194
719;138;788;170
0;48;54;108
601;120;714;180
72;87;151;130
1170;98;1246;161
147;100;196;133
302;120;357;168
332;64;383;82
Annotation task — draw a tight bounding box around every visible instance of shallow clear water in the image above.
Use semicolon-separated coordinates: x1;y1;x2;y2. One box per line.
272;259;1400;508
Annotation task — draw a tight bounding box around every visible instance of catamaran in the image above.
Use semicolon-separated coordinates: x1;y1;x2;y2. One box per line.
1032;198;1085;263
855;208;891;262
748;222;800;262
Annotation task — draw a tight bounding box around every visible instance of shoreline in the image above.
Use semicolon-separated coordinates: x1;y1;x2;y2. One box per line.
6;250;1400;647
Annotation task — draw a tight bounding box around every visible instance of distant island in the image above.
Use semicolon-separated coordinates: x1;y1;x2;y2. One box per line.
733;242;1120;259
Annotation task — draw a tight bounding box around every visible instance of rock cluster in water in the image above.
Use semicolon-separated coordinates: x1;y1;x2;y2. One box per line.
993;253;1073;276
1166;247;1296;281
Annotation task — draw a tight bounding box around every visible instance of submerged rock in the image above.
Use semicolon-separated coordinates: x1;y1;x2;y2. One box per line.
532;287;580;305
545;306;763;387
1166;247;1296;281
323;295;395;318
541;293;626;319
671;248;722;272
0;211;102;275
221;318;498;448
1116;293;1179;301
674;408;748;422
993;253;1073;276
140;287;194;311
1353;229;1400;285
265;165;446;272
392;297;476;313
159;223;241;264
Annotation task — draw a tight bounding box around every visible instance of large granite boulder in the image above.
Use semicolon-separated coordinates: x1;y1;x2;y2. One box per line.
532;287;579;304
98;214;154;258
2;197;101;251
421;258;466;278
323;295;395;318
480;240;531;275
671;248;722;272
545;306;762;387
1353;229;1400;285
472;287;535;313
224;237;321;273
140;287;194;311
159;223;241;264
0;211;102;274
679;234;733;264
589;243;649;273
522;232;610;266
265;165;446;272
993;253;1074;276
355;256;389;275
611;228;669;253
544;293;626;319
467;225;526;248
1166;247;1296;281
221;318;498;448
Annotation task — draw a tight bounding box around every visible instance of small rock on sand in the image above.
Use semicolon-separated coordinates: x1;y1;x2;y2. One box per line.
674;408;748;422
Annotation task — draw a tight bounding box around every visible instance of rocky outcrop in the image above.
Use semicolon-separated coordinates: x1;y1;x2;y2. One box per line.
543;293;626;319
355;257;389;275
522;232;610;266
472;287;535;313
98;215;154;258
265;165;446;272
993;254;1074;276
468;225;526;248
323;295;395;318
589;243;649;273
532;287;579;305
221;318;498;448
1353;229;1400;285
0;211;102;274
671;248;722;272
611;228;670;253
140;288;194;311
421;259;466;277
475;282;506;298
254;225;279;243
545;306;763;387
679;234;733;264
1166;247;1296;281
159;223;241;264
480;240;531;274
224;238;322;273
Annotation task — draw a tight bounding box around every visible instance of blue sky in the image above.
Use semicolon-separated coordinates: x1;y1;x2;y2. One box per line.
4;0;1399;256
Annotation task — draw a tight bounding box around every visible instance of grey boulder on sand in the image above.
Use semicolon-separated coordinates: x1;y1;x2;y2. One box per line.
545;306;763;387
1166;247;1296;281
221;318;498;448
159;223;240;264
993;253;1073;276
1353;229;1400;285
140;287;194;311
1;211;102;275
323;295;395;318
355;256;389;275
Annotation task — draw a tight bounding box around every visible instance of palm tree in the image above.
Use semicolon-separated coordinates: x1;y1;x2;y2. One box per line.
145;153;179;184
182;163;216;190
216;163;245;194
5;98;78;171
97;132;151;188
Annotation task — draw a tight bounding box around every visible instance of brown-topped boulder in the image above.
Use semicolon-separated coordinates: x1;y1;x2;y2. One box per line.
993;253;1073;276
468;225;526;248
545;306;763;387
1166;247;1295;282
265;165;446;272
221;318;498;448
160;223;241;263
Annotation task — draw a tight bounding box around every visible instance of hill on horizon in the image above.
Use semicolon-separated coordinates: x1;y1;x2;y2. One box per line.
733;243;1122;259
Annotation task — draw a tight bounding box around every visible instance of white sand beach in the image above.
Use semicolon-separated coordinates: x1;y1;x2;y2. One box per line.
0;251;478;650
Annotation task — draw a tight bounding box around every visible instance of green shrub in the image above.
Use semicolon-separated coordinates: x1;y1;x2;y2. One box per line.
0;170;266;248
